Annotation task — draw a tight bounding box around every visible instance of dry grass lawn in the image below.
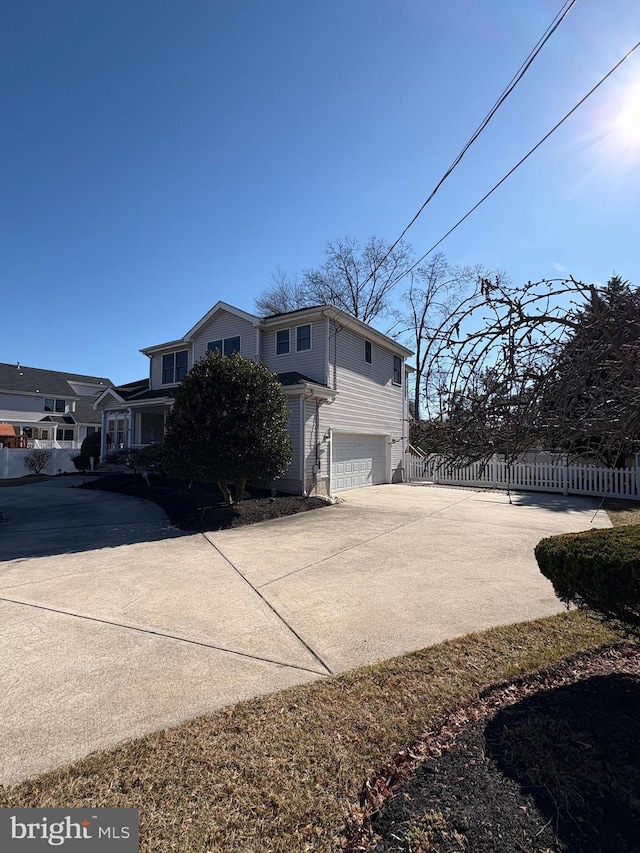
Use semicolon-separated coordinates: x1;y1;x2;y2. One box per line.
604;497;640;527
0;612;618;852
2;488;635;849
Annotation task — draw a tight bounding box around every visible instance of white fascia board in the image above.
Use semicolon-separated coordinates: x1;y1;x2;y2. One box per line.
0;416;47;426
125;398;174;408
184;301;261;340
0;389;81;400
281;383;337;401
93;388;125;408
139;338;186;356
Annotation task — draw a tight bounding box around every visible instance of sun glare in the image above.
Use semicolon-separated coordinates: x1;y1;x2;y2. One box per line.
612;78;640;152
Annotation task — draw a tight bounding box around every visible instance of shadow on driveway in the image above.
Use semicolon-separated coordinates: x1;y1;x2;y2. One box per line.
0;476;185;561
405;482;607;517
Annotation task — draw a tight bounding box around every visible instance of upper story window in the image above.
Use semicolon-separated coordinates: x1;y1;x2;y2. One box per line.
162;350;188;384
393;355;402;386
44;398;65;413
207;336;241;357
364;340;372;364
296;324;311;352
276;329;290;355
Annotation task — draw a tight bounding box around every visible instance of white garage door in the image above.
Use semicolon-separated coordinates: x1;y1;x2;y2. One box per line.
331;433;387;492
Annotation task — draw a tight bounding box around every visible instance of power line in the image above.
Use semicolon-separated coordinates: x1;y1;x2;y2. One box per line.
359;0;578;290
405;38;640;273
327;23;640;429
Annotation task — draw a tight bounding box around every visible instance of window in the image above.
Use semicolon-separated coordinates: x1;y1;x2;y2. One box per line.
296;324;311;352
364;340;372;364
207;336;241;357
56;429;74;442
40;429;49;440
162;350;188;384
276;329;290;355
22;427;33;438
393;355;402;385
44;398;65;413
86;426;97;435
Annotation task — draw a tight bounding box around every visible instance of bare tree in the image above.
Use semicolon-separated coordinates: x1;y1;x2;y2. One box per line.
255;236;414;323
389;252;481;420
418;275;640;468
253;268;316;316
24;449;51;475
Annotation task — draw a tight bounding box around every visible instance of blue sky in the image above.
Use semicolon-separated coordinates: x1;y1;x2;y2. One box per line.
2;0;639;385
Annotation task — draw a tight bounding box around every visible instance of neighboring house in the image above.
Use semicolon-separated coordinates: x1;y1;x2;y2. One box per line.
94;302;413;495
0;362;112;448
0;424;27;448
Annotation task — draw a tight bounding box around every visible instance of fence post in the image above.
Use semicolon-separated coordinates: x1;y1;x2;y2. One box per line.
562;456;568;496
636;453;640;498
1;448;7;479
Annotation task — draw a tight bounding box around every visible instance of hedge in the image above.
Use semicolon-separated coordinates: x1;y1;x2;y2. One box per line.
535;525;640;636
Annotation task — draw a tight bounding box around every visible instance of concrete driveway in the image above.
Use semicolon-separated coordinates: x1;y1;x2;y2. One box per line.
0;476;610;784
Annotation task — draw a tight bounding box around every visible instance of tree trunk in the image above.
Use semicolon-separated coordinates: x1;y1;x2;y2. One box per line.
234;478;247;504
217;480;233;505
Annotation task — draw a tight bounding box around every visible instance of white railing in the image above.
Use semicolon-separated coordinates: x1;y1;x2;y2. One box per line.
30;439;82;450
406;453;639;500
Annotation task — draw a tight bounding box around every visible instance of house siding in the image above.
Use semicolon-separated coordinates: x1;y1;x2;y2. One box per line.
304;398;322;494
282;397;302;482
149;347;193;391
262;320;327;383
192;314;257;364
318;322;406;489
0;392;73;419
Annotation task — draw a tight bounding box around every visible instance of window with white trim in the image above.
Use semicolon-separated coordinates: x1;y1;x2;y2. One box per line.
44;398;66;413
56;428;74;442
162;350;188;384
207;336;241;357
276;329;290;355
296;324;311;352
393;355;402;385
364;340;372;364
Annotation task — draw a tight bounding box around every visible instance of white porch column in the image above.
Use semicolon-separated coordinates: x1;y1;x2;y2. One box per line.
126;408;133;448
100;412;108;461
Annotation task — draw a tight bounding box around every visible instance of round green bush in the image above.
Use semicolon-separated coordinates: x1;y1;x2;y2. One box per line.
535;525;640;636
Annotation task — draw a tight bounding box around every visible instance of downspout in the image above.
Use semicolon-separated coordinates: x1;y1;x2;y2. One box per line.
314;399;320;490
402;362;408;482
299;395;305;495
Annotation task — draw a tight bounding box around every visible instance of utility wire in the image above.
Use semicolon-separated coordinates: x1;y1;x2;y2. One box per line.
357;0;578;291
404;38;640;274
323;9;640;369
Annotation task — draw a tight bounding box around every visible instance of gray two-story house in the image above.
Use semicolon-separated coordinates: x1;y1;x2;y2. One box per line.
94;302;412;495
0;362;111;448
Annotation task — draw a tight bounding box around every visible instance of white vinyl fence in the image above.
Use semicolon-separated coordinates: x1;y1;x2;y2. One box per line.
407;453;639;500
30;439;82;450
0;448;78;479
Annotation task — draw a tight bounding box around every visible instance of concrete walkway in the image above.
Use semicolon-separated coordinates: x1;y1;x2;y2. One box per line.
0;477;610;784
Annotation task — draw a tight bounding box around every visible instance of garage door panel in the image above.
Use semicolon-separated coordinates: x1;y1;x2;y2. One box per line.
331;433;387;492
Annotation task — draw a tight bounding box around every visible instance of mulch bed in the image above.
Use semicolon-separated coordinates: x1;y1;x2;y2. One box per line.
345;644;640;853
80;473;329;531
